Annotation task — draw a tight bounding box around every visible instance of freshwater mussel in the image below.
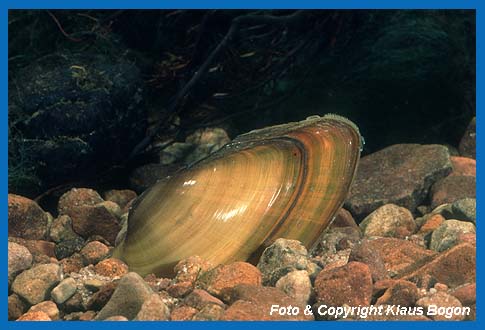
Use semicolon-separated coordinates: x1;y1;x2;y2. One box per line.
114;114;362;276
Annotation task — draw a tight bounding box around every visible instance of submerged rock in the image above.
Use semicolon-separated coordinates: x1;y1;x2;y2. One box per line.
345;144;452;219
8;194;49;240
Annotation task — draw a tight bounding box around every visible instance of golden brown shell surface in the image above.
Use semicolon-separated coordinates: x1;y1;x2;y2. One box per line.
114;114;362;276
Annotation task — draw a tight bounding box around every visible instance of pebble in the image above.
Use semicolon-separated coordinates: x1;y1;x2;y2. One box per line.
28;301;60;320
8;194;49;240
183;127;231;164
68;203;121;245
429;220;475;252
458;116;475;159
449;156;476;177
55;237;85;260
275;270;312;305
314;261;373;308
80;241;110;265
63;291;86;313
9;237;56;259
312;227;361;255
166;281;194;298
183;289;225;309
159;142;195;165
51;277;77;304
17;310;51;321
104;315;129;321
348;239;389;282
198;261;261;298
365;238;436;278
359;204;416;238
58;188;121;244
403;243;475;289
11;263;61;305
345;144;452;219
159;128;230;166
87;282;118;311
49;215;82;243
375;280;418;306
134;293;170;320
450;198;476;224
192;304;225;320
8;294;28;320
257;238;311;286
449;282;475;307
329;208;359;228
430;175;475;209
59;253;84;274
94;258;129;277
174;255;214;284
221;284;313;321
416;291;465;320
95;272;154;320
63;312;84;320
83;279;105;292
417;214;445;235
58;188;104;211
8;242;33;287
78;310;97;321
103;189;137;211
170;306;199;321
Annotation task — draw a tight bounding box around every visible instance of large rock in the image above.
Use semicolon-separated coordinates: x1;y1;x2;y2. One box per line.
449;156;475;177
430;175;476;209
365;238;437;278
8;294;29;320
8;194;49;240
402;243;475;289
134;293;170;321
348;239;388;282
95;272;153;320
28;301;60;320
8;242;33;287
80;241;110;265
11;263;62;305
345;144;452;219
58;188;121;244
183;289;225;310
314;261;373;307
221;284;313;320
16;311;51;321
49;215;83;243
8;51;146;195
198;262;262;298
375;280;418;306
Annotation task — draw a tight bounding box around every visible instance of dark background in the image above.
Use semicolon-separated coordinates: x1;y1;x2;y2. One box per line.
8;10;476;198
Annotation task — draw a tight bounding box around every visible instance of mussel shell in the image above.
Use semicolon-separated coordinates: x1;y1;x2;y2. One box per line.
114;114;362;276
